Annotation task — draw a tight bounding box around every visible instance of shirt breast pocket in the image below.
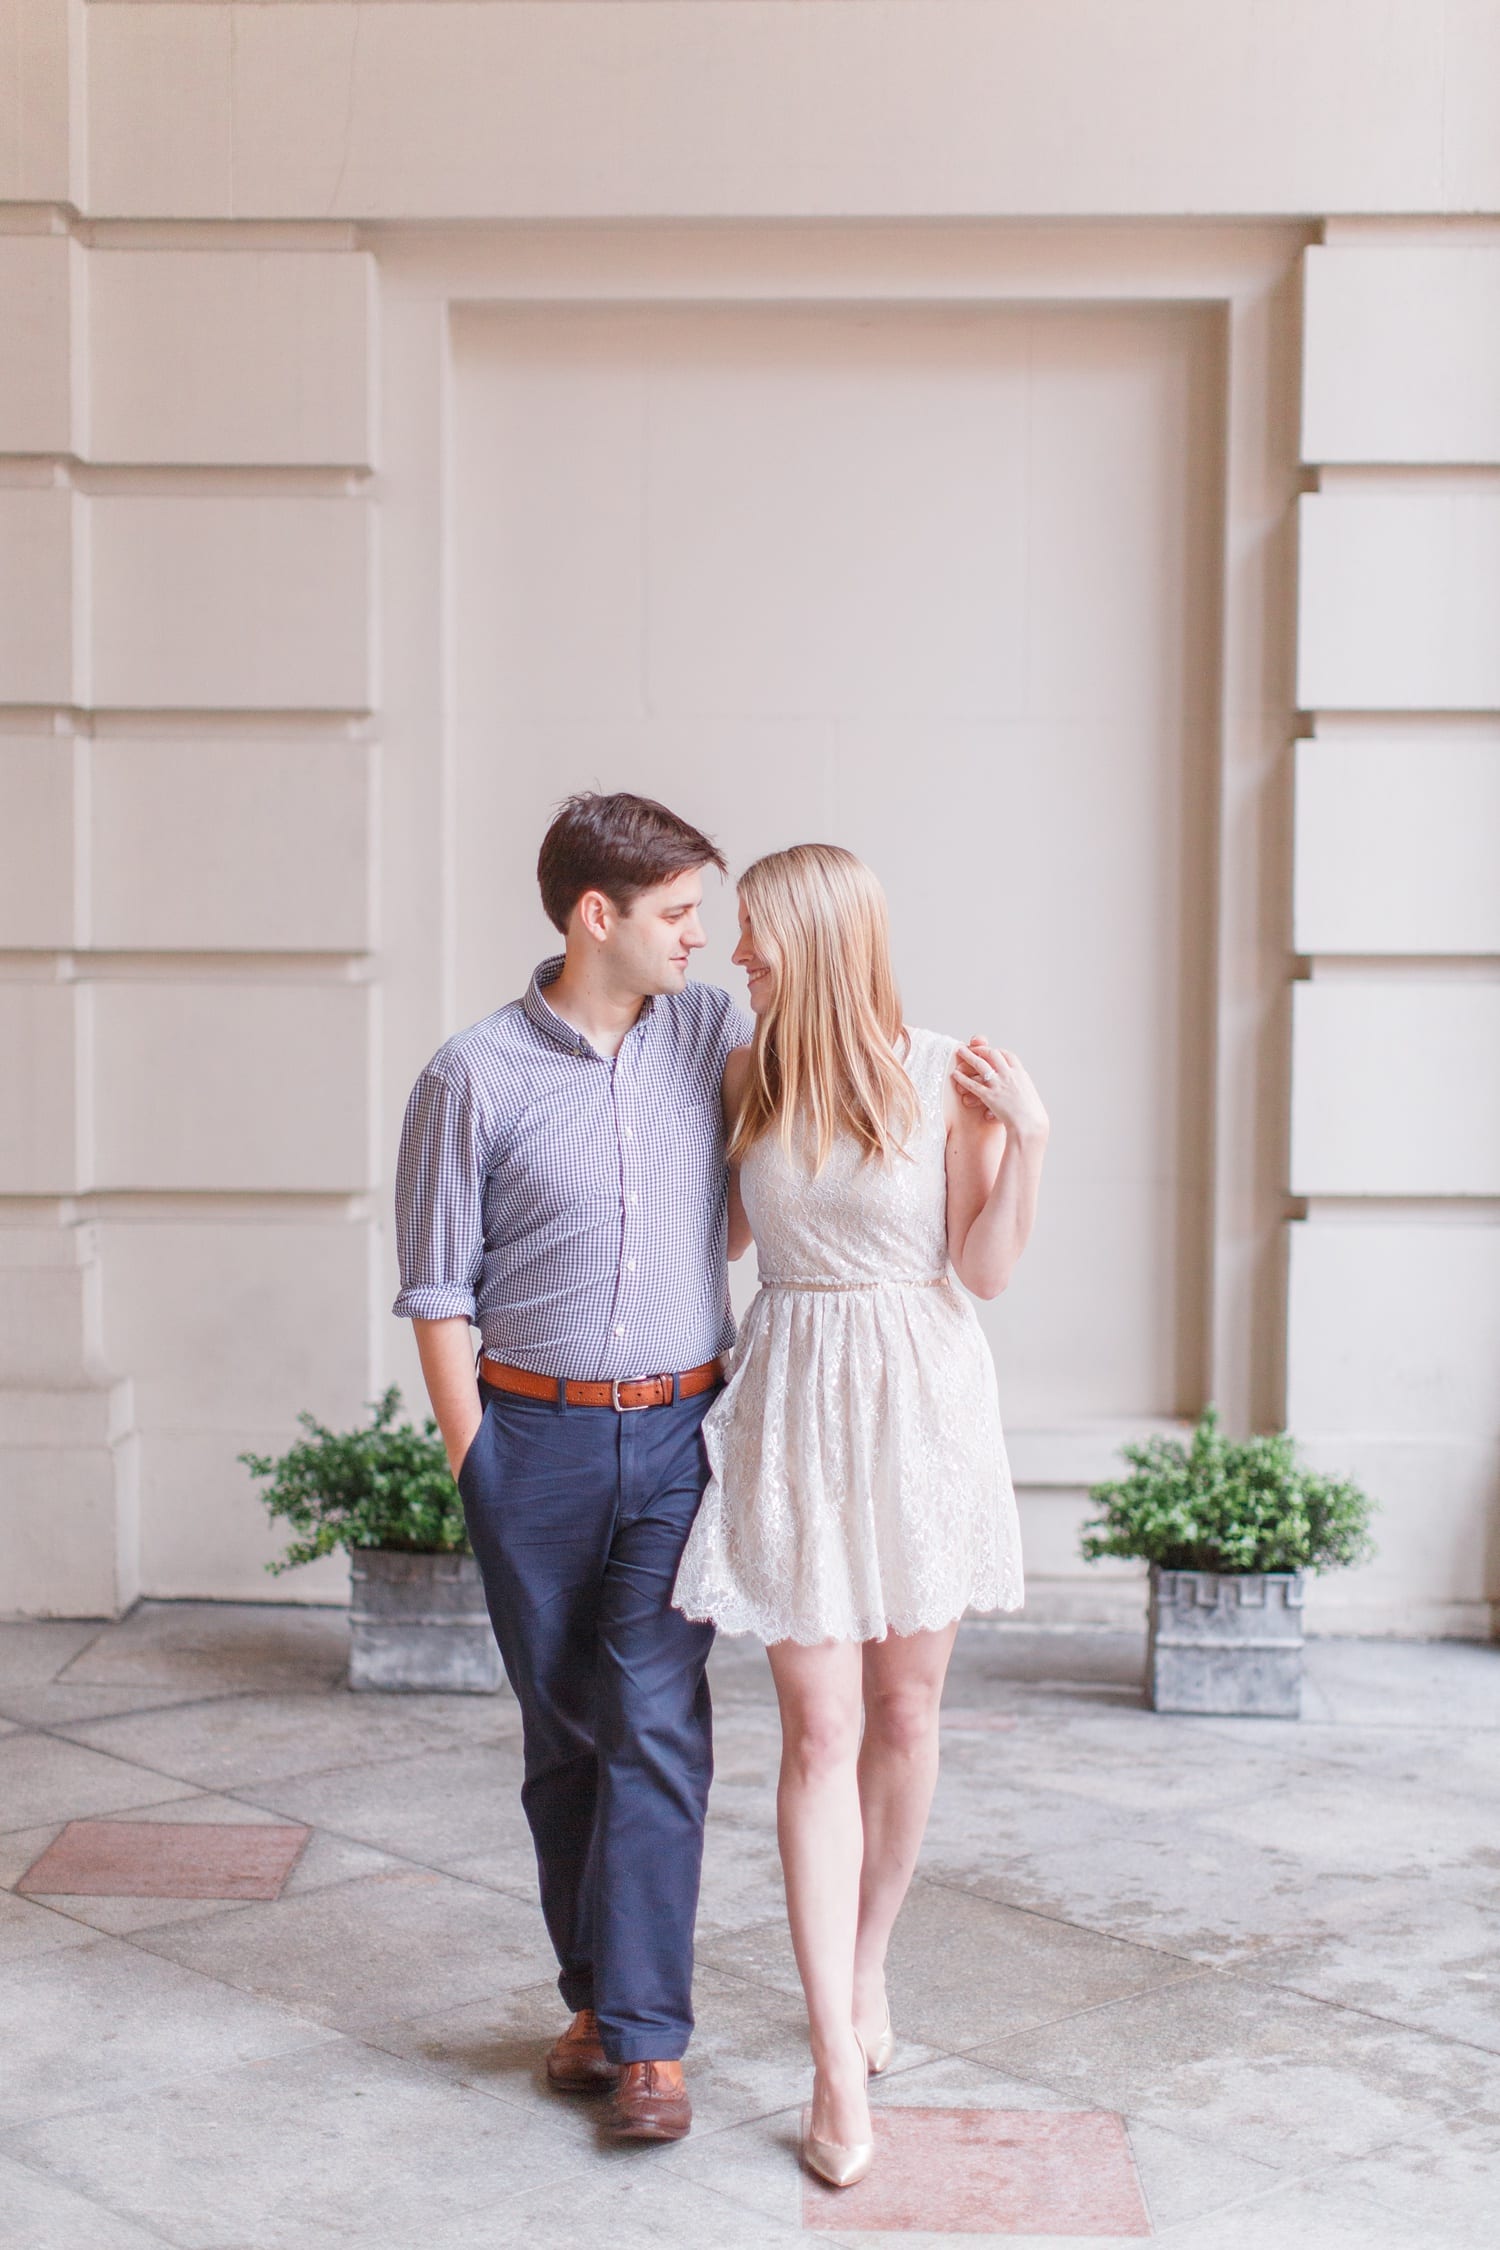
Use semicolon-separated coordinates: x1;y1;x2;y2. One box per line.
667;1098;725;1179
492;1092;621;1228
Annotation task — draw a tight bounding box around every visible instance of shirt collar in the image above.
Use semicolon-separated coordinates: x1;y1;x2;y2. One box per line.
523;956;656;1057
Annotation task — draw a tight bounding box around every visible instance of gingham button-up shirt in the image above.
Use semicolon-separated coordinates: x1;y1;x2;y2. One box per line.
392;957;753;1381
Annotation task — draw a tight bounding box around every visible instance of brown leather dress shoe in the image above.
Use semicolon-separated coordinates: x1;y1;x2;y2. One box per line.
604;2059;692;2142
544;2009;619;2094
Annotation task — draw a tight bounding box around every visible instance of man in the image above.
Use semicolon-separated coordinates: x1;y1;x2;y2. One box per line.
393;791;751;2143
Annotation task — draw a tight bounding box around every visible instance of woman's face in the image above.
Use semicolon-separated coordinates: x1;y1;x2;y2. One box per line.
731;898;774;1015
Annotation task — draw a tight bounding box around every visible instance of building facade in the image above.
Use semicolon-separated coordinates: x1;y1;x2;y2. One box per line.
2;0;1497;1635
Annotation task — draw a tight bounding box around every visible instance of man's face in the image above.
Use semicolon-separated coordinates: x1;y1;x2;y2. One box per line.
601;867;707;998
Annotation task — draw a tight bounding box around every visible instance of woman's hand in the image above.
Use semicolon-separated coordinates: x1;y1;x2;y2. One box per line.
945;1038;1050;1300
950;1037;1049;1143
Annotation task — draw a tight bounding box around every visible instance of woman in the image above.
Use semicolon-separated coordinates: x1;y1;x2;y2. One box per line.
674;844;1048;2188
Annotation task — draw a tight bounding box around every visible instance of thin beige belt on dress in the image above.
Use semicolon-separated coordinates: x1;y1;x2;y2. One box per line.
759;1274;950;1293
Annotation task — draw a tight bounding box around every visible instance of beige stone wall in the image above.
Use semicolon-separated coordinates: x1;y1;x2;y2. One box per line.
1288;236;1500;1635
0;9;380;1608
1;2;1497;1635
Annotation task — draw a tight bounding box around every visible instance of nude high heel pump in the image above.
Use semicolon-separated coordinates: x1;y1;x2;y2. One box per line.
866;1999;895;2077
802;2031;874;2189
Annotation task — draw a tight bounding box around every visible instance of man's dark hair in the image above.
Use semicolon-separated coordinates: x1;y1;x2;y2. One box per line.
537;791;727;934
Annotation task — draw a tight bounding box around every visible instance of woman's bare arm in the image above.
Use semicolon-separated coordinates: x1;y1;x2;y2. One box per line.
722;1045;754;1260
944;1038;1049;1301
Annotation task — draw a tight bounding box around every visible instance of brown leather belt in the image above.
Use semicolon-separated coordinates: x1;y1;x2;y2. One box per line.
478;1354;724;1413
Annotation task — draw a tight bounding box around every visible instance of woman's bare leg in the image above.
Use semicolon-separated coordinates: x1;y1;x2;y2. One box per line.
851;1620;960;2051
766;1637;871;2148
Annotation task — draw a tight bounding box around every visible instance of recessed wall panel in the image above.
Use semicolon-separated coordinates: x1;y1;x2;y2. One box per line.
1291;983;1500;1196
0;0;75;205
0;236;77;455
453;303;1222;1423
0;740;79;949
89;496;371;711
136;1427;351;1603
0;488;80;707
1287;1220;1500;1436
85;2;234;219
1298;1437;1500;1638
99;1221;374;1429
1298;492;1500;711
1294;739;1500;956
91;984;375;1191
1303;245;1500;465
89;250;376;467
0;985;81;1194
90;741;374;952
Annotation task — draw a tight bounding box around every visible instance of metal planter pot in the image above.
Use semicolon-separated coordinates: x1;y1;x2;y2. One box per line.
347;1550;506;1694
1147;1564;1304;1718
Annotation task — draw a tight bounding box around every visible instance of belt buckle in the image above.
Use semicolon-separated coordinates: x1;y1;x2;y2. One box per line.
611;1376;656;1413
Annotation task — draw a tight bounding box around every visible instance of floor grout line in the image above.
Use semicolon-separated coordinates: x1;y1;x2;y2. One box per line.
0;1685;326;1729
89;1847;546;1965
934;1931;1500;2074
0;2040;678;2246
1209;1958;1500;2063
0;1715;525;1826
906;1852;1500;1979
44;1619;117;1681
928;1971;1219;2065
971;2037;1496;2195
0;2141;182;2249
1144;2142;1446;2246
907;1865;1222;1969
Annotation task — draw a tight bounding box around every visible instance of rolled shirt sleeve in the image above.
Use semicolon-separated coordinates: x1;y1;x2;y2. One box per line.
392;1069;486;1323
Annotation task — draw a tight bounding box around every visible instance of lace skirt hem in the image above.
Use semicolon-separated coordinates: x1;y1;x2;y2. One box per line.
673;1576;1026;1647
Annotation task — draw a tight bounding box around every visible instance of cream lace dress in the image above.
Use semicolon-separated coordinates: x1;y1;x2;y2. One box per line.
673;1027;1024;1645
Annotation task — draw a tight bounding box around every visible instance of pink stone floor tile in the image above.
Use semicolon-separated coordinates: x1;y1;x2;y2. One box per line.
17;1820;310;1901
802;2108;1150;2235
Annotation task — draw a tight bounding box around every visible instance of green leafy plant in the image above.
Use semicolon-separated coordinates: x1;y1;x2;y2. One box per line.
1079;1408;1376;1577
240;1387;468;1573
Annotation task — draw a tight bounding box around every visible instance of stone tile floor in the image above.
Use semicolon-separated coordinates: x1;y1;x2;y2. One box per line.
0;1603;1497;2248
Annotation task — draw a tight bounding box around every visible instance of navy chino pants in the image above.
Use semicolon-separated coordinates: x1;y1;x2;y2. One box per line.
457;1376;717;2064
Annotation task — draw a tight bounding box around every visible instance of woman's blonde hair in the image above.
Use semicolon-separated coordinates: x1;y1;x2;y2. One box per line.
728;844;919;1173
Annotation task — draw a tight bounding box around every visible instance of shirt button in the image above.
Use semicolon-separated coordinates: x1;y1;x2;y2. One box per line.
623;1126;633;1140
628;1193;638;1206
627;1258;637;1272
613;1324;625;1337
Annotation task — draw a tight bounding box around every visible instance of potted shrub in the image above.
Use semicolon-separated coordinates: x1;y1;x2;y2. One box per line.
1079;1409;1375;1717
240;1388;504;1694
